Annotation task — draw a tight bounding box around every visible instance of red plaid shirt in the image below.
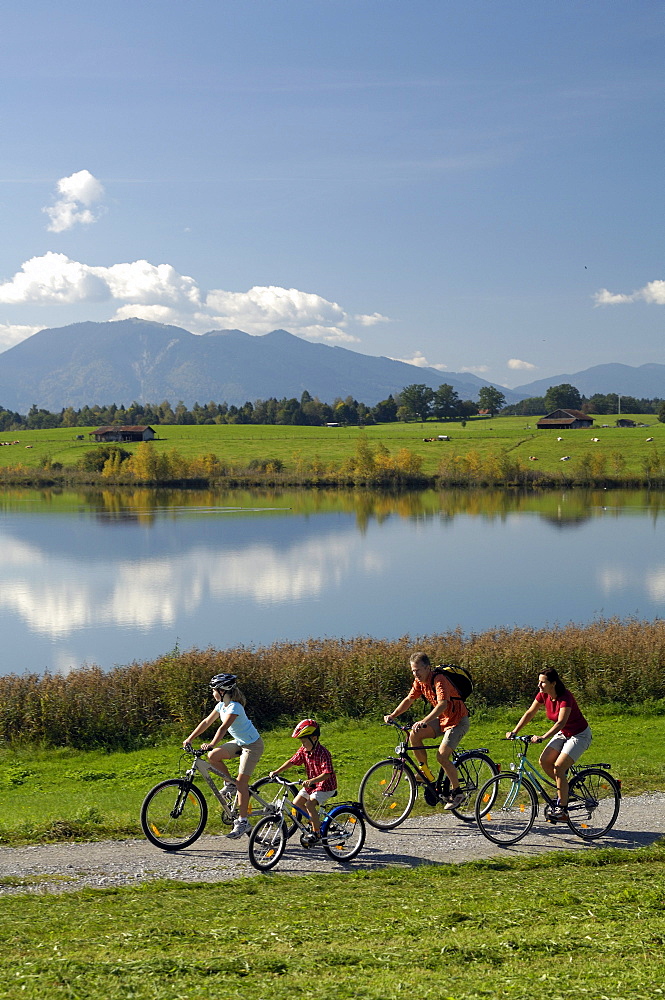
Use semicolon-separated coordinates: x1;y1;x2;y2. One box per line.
284;742;337;792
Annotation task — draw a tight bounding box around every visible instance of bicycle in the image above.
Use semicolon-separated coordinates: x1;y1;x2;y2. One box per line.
140;744;300;851
358;720;499;830
474;734;621;846
248;775;366;871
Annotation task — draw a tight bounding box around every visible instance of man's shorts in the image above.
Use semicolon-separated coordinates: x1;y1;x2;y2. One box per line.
544;726;592;763
440;714;471;751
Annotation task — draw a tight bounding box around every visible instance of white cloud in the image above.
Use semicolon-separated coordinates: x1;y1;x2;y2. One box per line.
355;312;390;326
594;279;665;306
43;169;105;233
0;322;43;351
507;358;536;371
204;285;359;342
390;350;447;370
0;253;374;345
460;365;489;374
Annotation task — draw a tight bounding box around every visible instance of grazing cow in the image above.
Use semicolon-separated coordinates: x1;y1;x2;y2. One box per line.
437;435;450;441
529;456;538;461
591;437;600;442
647;437;654;442
557;436;563;441
560;456;570;461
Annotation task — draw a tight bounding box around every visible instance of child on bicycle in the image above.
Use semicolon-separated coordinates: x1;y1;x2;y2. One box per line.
269;719;337;846
183;673;265;839
384;651;470;809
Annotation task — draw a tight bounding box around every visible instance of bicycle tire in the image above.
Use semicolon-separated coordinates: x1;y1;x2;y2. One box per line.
358;758;417;830
449;751;499;822
251;776;300;838
141;778;208;851
248;815;288;871
566;767;621;840
475;772;538;846
321;805;366;862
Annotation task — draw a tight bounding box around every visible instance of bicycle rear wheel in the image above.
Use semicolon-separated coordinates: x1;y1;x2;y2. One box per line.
321;806;366;862
475;773;537;846
567;768;621;840
251;776;300;838
359;759;417;830
248;815;287;871
449;752;499;822
141;779;208;851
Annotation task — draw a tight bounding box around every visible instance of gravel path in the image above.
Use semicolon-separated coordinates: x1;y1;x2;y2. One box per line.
1;792;663;895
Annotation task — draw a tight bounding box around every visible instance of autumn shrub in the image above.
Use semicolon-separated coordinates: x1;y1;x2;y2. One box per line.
1;618;665;749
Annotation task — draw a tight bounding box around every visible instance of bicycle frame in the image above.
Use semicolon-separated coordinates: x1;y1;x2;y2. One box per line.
181;745;287;823
387;721;490;791
504;736;613;812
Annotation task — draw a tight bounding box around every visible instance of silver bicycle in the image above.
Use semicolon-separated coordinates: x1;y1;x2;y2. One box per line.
140;744;299;850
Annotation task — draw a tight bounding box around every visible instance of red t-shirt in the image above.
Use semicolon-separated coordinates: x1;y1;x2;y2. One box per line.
535;688;588;738
408;671;468;731
284;742;337;792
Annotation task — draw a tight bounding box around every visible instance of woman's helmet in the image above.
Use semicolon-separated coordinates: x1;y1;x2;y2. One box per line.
291;718;320;740
209;673;237;692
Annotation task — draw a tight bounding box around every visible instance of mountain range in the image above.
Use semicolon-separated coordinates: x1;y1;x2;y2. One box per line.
0;319;662;413
0;319;522;412
512;363;665;400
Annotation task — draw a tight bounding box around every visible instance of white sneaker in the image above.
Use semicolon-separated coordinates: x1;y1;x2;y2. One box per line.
222;782;236;798
444;789;465;810
226;818;250;839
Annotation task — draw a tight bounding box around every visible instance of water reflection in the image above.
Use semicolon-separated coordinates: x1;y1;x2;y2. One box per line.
0;486;664;675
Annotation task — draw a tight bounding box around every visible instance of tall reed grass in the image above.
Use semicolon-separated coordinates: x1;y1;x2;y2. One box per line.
0;619;663;749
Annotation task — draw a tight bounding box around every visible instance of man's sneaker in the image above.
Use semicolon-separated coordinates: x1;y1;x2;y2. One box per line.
548;806;569;822
226;818;251;839
444;789;466;810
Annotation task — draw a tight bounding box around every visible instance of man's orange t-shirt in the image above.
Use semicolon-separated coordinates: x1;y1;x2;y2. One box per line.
408;671;468;731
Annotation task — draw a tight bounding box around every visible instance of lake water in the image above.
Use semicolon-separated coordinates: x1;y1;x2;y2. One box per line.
1;486;664;676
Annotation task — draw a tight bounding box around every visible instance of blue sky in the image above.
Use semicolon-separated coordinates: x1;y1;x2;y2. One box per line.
0;1;662;388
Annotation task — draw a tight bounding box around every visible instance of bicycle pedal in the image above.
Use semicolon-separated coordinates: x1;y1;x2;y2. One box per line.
423;786;439;807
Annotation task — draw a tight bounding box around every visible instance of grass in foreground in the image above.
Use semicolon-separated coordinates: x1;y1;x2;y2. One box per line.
1;844;665;999
0;708;663;847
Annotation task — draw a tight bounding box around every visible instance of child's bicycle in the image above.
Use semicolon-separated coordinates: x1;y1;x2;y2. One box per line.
140;744;300;850
474;734;621;846
358;720;499;829
247;775;366;871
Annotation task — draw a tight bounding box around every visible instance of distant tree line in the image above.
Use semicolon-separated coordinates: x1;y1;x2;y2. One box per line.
0;383;487;431
502;383;664;417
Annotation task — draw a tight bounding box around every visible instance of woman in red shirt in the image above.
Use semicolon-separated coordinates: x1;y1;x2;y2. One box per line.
506;668;592;821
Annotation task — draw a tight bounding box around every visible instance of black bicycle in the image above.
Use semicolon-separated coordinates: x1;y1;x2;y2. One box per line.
358;720;499;829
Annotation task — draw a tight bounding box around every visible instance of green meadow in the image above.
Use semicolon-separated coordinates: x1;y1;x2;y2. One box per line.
1;708;663;848
0;415;663;484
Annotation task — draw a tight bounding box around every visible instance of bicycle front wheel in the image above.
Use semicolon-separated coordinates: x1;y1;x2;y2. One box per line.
359;759;417;830
475;773;537;846
567;768;621;840
449;752;499;822
141;779;208;851
321;806;366;862
250;776;300;838
248;815;287;871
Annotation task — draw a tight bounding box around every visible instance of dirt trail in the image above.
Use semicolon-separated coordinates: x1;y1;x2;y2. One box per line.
1;792;663;894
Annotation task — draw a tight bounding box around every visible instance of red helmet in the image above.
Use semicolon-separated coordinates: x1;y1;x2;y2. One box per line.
291;718;320;740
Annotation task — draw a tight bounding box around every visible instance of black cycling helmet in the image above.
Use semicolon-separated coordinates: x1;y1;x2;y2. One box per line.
209;673;237;692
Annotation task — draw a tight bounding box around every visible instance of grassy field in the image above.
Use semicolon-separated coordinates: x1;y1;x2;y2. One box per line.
0;415;663;482
1;844;665;999
1;708;662;847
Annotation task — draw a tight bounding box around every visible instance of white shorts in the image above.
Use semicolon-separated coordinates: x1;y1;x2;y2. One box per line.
545;725;592;763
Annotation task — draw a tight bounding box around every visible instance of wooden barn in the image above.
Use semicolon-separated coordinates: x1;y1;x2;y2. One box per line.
537;409;593;430
90;425;156;443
